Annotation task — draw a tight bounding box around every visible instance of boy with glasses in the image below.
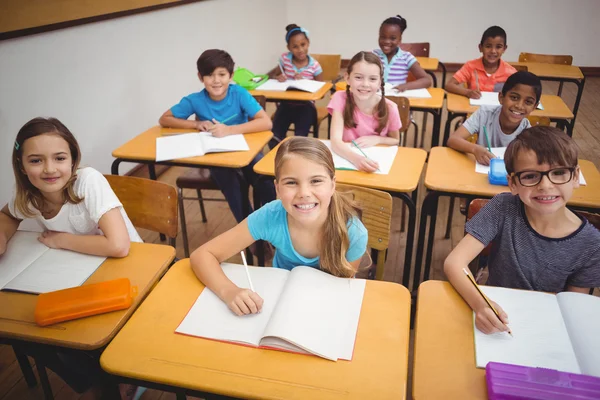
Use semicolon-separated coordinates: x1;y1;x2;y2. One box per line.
444;126;600;334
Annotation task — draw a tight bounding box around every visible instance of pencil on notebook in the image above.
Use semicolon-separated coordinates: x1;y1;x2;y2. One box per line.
462;268;513;336
474;70;480;92
483;126;492;153
217;114;238;125
351;140;380;172
278;63;286;79
240;251;255;292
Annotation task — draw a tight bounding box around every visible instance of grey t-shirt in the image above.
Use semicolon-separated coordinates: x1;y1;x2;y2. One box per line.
466;193;600;292
463;105;531;147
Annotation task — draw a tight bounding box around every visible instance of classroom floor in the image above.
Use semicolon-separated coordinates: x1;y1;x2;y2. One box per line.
1;75;599;400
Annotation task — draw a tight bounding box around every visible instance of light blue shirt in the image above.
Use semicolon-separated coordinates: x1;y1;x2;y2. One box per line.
170;83;261;124
247;200;368;271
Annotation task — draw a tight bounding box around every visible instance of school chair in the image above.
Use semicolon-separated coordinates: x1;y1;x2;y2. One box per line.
104;175;178;248
518;52;573;96
175;96;267;257
336;184;393;281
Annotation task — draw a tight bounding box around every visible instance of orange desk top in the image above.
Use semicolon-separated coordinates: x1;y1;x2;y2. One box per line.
250;82;332;101
254;138;427;193
0;243;175;350
445;93;574;120
112;126;272;168
416;57;439;71
510;62;584;80
412;280;486;399
425;147;600;209
101;259;412;400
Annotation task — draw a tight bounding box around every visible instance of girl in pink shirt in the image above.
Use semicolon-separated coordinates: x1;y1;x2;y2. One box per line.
327;51;402;173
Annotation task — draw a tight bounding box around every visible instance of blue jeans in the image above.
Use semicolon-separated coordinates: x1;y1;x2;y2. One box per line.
209;153;276;223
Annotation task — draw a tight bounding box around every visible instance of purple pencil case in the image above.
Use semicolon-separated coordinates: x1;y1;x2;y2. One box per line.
486;362;600;400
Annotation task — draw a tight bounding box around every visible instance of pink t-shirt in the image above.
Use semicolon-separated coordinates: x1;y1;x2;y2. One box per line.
327;91;402;141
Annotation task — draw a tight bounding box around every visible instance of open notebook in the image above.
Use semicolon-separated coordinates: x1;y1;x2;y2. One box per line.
256;79;326;93
0;231;106;294
474;146;587;185
383;83;431;99
470;91;543;110
155;132;249;162
473;286;600;377
176;263;366;361
320;140;398;175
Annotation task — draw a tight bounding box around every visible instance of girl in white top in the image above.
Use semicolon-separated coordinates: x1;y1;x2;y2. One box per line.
0;117;141;258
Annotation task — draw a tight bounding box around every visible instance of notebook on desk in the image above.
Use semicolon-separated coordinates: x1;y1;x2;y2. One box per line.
383;83;431;99
473;286;600;377
0;231;106;294
155;132;249;161
176;263;366;361
470;91;543;110
256;79;326;93
320;140;398;175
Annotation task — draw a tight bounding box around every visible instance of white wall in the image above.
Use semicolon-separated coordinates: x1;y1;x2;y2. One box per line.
1;0;599;205
287;0;600;65
0;0;284;204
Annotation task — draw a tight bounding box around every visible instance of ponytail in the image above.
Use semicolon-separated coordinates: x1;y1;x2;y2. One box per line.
375;77;389;133
343;83;357;130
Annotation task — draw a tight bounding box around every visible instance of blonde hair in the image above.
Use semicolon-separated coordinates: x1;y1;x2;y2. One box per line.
275;137;363;278
344;51;389;133
12;117;83;218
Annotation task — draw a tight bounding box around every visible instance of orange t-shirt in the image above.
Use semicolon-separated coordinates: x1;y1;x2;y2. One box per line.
453;58;517;92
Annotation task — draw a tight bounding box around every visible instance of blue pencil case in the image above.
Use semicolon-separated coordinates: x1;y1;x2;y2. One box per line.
488;158;508;186
486;362;600;399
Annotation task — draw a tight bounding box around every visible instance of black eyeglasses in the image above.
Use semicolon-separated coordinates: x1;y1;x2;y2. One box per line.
511;167;576;187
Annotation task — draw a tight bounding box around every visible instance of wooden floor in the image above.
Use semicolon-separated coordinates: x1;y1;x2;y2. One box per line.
1;75;599;400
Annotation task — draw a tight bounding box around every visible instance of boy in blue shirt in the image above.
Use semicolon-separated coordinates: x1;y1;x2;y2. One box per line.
159;49;275;222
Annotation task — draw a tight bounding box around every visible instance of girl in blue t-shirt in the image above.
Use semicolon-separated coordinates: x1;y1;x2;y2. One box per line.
191;137;368;316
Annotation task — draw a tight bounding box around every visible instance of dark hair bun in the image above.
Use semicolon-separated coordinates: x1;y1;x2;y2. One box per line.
286;24;300;32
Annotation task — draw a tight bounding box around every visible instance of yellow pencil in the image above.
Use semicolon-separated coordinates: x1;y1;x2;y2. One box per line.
462;268;512;336
474;70;480;92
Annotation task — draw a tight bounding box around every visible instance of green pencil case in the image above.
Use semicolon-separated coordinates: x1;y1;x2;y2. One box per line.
233;68;269;90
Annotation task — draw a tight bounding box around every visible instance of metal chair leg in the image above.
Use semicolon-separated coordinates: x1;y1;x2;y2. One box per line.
557;81;564;97
411;121;420;148
196;189;208;222
178;188;190;258
420;112;427;148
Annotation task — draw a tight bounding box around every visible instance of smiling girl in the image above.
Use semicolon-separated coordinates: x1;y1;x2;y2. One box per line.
271;24;323;146
0;117;141;258
190;137;368;316
327;51;402;173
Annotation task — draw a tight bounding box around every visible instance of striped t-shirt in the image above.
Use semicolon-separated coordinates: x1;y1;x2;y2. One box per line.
278;52;322;80
373;48;417;85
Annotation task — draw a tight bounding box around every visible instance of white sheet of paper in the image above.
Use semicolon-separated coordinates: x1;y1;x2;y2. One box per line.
175;264;290;346
557;292;600;377
475;147;507;174
383;83;431;98
156;133;205;161
320;140;398;175
0;231;49;289
474;286;580;374
257;79;325;93
198;132;249;153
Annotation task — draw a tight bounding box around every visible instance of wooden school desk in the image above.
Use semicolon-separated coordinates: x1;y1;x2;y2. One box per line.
443;93;575;145
412;280;488;399
0;243;175;398
511;61;585;135
415;57;446;88
100;259;412;400
412;147;600;290
254;139;427;290
334;82;446;148
250;81;333;102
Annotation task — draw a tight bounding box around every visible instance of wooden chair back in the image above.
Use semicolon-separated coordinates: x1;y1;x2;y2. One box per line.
400;42;430;57
105;175;178;239
336;184;393;281
386;96;411;135
311;54;342;82
253;95;267;111
513;64;529;72
518;52;573;66
466;199;491;277
578;211;600;230
527;116;551;127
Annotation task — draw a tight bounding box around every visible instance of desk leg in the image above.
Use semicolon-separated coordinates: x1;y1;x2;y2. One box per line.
395;192;417;289
571;77;585;131
426;71;437;88
13;345;37;388
430;109;442;148
439;61;447;89
110;159;122;176
413;191;439;291
146;164;167;242
34;359;54;400
443;112;466;147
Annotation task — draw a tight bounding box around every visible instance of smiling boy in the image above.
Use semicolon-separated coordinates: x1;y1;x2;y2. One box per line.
447;71;542;165
446;26;517;99
159;49;275;223
444;126;600;334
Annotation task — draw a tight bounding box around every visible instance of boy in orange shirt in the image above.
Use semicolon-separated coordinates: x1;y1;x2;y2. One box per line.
446;26;517;99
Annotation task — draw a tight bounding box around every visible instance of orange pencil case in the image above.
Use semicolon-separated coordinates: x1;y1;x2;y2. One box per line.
34;278;138;326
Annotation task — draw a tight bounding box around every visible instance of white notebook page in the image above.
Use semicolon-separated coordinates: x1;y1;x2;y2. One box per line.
474;286;580;373
321;140;398;175
0;231;49;289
